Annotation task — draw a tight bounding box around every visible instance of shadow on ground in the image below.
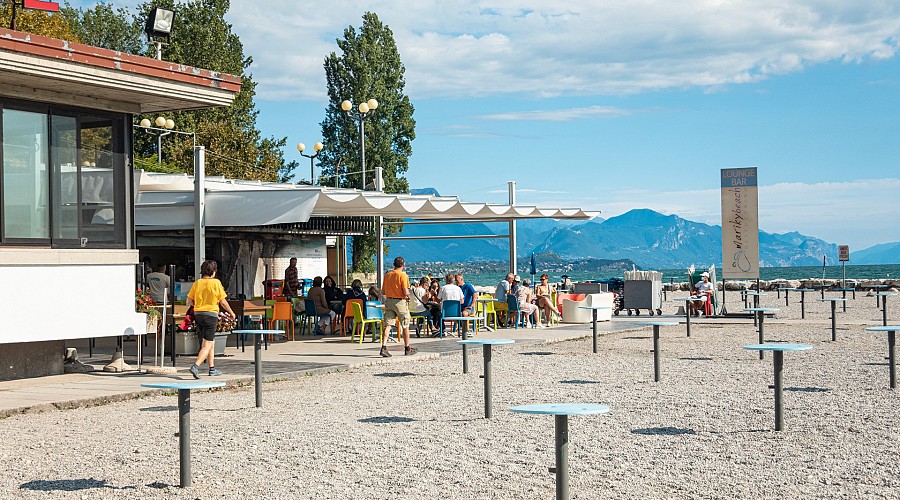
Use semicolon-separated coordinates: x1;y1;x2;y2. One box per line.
20;479;134;492
359;416;416;424
631;427;696;436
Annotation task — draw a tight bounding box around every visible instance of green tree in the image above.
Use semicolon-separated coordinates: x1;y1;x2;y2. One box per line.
320;12;416;272
60;2;143;54
2;2;78;39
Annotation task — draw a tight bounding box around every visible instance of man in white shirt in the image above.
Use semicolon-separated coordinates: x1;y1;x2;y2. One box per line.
691;272;714;316
147;265;171;304
438;273;464;303
494;272;514;324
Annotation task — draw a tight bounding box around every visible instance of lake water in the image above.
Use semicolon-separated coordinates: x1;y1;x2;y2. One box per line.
455;264;900;288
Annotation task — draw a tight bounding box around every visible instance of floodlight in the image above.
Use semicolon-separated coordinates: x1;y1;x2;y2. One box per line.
145;7;175;38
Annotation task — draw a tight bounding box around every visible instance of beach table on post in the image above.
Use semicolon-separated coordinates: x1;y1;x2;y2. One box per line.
744;308;779;359
578;306;612;353
834;288;855;312
232;330;284;408
140;381;225;487
744;292;768;326
509;403;610;500
792;288;814;319
817;299;846;341
872;285;889;308
476;298;498;331
457;339;514;418
873;293;897;327
672;298;697;337
866;326;900;389
636;321;678;382
742;344;812;431
443;316;483;374
777;287;792;305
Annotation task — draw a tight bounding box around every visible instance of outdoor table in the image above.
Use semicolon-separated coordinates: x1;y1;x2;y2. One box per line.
744;308;780;359
866;326;900;389
476;297;499;331
443;315;484;373
872;285;889;308
509;403;610;500
232;329;284;408
578;306;612;353
457;338;514;418
744;292;768;325
672;298;698;337
636;321;679;382
793;288;815;319
817;298;846;341
873;293;898;326
777;287;792;305
742;343;812;431
834;288;855;311
141;381;225;487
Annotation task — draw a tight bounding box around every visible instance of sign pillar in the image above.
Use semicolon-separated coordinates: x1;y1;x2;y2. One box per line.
721;167;759;281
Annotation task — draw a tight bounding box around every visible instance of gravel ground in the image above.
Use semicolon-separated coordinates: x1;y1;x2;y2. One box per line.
1;290;899;499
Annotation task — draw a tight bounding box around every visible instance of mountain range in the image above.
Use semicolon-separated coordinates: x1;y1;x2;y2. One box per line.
397;190;898;267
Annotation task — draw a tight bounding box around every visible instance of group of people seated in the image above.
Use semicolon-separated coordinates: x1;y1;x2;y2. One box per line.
494;272;561;328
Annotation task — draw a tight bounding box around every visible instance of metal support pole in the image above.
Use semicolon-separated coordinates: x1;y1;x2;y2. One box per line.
359;118;366;188
685;303;691;338
784;289;789;307
652;325;661;382
773;351;784;431
193;146;205;279
889;331;896;390
800;291;806;320
461;324;469;374
168;264;176;367
831;301;837;341
883;295;888;327
842;289;847;312
483;345;493;419
554;415;569;500
254;335;262;408
508;181;517;275
757;312;765;360
591;310;598;354
177;389;192;487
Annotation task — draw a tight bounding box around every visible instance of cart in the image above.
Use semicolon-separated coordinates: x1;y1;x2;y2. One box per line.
622;271;663;316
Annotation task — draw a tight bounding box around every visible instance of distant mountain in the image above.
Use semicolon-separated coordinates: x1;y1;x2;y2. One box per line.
852;242;900;265
394;191;888;267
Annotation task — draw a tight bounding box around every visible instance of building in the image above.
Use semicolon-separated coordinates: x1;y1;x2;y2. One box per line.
0;27;241;380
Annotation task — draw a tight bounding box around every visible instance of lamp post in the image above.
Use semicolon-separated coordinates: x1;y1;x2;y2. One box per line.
340;98;378;189
139;116;176;164
297;141;324;185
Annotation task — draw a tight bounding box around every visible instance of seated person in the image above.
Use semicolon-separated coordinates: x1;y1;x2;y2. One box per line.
409;277;437;335
323;275;344;315
516;278;540;327
307;276;337;334
343;279;367;305
533;274;558;326
494;273;513;324
691;272;714;316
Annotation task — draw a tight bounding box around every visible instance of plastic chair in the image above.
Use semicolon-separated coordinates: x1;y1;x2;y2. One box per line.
477;295;498;330
268;301;295;340
506;295;528;329
351;301;383;344
540;291;559;327
410;311;432;336
341;299;363;337
440;300;461;338
302;299;333;335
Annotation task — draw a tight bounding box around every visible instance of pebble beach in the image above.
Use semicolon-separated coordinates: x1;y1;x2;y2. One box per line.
1;289;899;499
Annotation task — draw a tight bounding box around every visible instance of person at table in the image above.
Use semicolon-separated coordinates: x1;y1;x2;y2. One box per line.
494;272;514;325
282;257;300;298
691;272;714;317
367;286;383;302
187;260;235;378
147;264;171;304
343;279;367;305
425;279;443;334
560;274;573;292
534;274;558;327
323;275;344;315
517;277;540;327
456;273;478;334
307;276;337;334
410;276;438;335
380;256;417;357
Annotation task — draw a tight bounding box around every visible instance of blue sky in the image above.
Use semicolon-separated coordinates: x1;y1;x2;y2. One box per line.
71;1;900;249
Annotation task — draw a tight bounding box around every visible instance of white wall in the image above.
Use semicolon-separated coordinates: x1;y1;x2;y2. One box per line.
0;264;146;344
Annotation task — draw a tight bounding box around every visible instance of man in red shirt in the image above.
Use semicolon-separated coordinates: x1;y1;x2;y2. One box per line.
381;256;416;357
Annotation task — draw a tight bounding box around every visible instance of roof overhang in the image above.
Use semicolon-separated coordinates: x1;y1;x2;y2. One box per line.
135;171;600;230
0;28;241;114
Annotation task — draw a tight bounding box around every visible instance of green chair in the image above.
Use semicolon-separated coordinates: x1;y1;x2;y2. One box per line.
351;301;383;344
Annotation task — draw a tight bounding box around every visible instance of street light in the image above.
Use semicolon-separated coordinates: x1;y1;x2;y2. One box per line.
138;116;176;164
297;141;324;185
340;98;378;189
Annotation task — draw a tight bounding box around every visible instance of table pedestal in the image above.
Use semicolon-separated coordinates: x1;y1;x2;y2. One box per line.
462;328;469;374
554;415;569;500
483;345;493;418
890;331;896;389
177;389;191;487
773;351;784;431
254;336;262;407
685;305;691;337
800;291;807;320
830;301;837;341
591;310;598;353
757;312;765;359
652;325;661;382
883;295;888;327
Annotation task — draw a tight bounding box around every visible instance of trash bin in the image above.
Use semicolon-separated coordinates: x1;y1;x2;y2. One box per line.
263;279;283;300
623;270;663;316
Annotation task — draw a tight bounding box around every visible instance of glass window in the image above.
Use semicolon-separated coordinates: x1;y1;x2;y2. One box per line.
79;116;118;245
51;114;79;241
2;109;50;240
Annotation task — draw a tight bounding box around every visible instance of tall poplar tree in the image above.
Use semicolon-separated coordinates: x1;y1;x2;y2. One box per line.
320;12;416;272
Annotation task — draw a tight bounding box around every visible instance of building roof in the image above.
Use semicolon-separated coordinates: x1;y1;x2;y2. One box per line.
0;28;241;113
135;171;600;230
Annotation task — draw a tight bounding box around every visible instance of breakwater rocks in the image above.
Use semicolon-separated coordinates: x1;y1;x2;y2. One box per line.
670;279;899;292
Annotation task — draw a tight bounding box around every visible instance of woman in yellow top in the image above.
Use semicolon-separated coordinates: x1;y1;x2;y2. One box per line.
187;260;235;379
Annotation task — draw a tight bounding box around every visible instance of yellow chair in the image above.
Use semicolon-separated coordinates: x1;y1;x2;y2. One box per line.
476;295;498;331
341;299;364;337
541;290;560;327
269;301;295;340
351;301;383;344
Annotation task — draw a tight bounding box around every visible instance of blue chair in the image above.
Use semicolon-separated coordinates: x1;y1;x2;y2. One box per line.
302;299;332;336
506;295;528;329
440;300;461;338
364;300;385;342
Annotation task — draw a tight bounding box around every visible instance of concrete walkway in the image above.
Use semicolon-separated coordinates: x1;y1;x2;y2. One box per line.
0;313;864;417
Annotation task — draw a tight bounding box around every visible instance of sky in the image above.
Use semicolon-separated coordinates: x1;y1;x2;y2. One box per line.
72;1;900;249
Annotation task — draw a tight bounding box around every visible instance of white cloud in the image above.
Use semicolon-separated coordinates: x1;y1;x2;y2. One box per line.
511;178;900;248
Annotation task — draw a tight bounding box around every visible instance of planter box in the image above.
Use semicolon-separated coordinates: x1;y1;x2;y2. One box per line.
174;331;231;356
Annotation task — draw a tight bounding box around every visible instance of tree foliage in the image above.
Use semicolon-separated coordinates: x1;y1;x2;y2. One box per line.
1;2;78;39
320;12;416;272
60;2;143;54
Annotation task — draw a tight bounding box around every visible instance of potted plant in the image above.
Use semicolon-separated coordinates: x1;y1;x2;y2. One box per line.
135;288;161;333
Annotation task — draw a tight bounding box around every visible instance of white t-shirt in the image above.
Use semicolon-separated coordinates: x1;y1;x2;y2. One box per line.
410;286;428;313
695;280;713;299
495;280;511;301
147;272;171;303
438;283;464;303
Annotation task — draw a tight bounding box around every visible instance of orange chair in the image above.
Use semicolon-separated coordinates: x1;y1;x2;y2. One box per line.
268;301;295;340
341;299;363;337
275;296;288;302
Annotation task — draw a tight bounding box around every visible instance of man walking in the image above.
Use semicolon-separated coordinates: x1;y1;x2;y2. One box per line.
381;256;416;357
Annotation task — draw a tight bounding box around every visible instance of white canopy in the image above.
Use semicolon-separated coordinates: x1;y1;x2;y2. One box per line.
134;171;600;229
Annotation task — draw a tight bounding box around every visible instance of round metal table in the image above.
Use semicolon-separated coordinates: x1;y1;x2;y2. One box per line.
636;321;679;382
578;306;612;352
866;326;900;389
457;338;514;418
743;308;780;359
232;329;284;408
817;299;846;341
742;343;812;431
